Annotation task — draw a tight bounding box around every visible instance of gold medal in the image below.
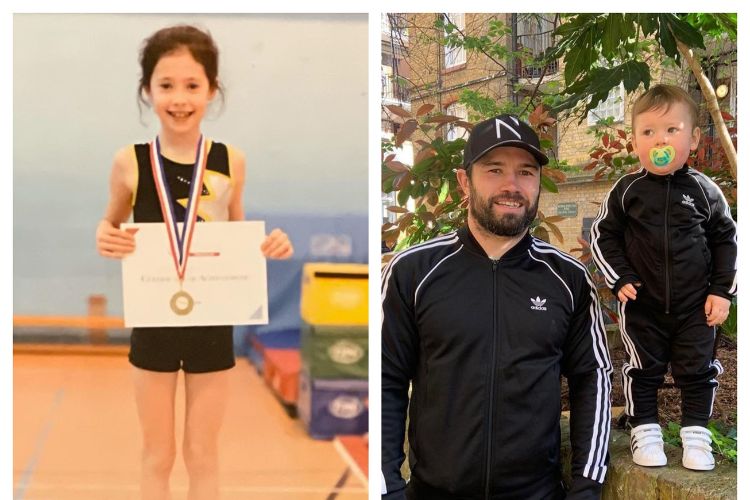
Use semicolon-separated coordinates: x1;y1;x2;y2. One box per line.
170;290;195;316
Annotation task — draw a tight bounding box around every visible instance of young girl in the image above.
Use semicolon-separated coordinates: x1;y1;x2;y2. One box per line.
95;25;293;500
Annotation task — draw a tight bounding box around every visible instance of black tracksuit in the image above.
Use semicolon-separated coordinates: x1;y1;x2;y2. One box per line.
382;227;612;500
590;165;736;427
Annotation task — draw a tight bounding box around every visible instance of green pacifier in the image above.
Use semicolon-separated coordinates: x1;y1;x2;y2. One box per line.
649;145;676;168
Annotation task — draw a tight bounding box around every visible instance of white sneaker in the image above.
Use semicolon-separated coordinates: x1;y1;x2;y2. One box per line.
680;426;715;471
630;423;667;466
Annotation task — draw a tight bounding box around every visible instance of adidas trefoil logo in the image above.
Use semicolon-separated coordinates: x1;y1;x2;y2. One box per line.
681;194;695;208
530;296;547;311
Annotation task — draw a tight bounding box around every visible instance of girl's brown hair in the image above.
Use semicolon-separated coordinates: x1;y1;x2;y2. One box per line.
138;25;223;108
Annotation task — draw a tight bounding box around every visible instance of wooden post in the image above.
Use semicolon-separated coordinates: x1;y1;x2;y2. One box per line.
88;294;108;344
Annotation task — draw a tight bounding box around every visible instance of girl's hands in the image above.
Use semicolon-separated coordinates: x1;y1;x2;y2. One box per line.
261;228;294;260
96;219;136;259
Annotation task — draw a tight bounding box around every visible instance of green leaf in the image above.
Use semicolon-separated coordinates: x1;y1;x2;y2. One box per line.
382;175;395;193
397;185;411;206
563;27;597;84
619;60;651;93
601;14;624;57
713;13;738;40
657;14;679;61
663;421;682;447
412;181;428;198
438;180;450;203
556;61;650;118
665;14;706;50
411;155;437;176
542;42;568;65
540;174;558;193
634;13;658;36
554;13;596;38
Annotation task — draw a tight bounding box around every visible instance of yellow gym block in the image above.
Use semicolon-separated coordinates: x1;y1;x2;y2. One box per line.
300;263;368;325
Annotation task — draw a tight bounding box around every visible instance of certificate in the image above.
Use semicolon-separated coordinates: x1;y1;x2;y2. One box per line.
121;221;268;327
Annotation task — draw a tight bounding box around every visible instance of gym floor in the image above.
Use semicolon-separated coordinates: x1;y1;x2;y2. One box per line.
13;348;367;500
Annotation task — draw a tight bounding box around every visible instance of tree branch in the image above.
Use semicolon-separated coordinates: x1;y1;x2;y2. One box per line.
675;39;736;180
440;13;509;74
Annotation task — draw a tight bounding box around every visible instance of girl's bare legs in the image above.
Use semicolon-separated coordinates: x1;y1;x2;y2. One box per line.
183;369;231;500
132;367;179;500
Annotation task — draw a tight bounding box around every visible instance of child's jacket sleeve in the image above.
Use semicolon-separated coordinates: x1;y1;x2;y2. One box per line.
704;181;737;299
590;178;640;296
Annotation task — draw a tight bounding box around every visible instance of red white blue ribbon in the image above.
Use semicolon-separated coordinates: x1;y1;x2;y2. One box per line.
149;135;208;283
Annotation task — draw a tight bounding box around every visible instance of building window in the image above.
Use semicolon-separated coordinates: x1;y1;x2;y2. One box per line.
516;14;558;77
382;65;394;101
381;64;410;106
446;102;468;141
382;191;397;224
582;217;595;243
382;13;409;42
443;13;466;69
587;83;625;126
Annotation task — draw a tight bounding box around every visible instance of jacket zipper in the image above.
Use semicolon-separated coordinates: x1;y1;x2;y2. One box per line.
664;176;672;314
485;259;499;499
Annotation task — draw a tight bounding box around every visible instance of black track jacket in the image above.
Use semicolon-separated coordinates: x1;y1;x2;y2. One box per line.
382;227;613;500
590;165;737;314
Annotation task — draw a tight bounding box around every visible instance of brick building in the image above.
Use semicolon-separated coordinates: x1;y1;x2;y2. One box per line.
381;13;412;224
384;13;737;250
538;174;615;253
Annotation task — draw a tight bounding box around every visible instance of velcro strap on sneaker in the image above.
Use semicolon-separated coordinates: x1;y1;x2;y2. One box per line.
631;425;664;450
634;434;664;446
681;428;714;452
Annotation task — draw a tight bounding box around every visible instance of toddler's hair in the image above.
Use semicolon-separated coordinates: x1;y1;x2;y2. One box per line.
631;84;699;131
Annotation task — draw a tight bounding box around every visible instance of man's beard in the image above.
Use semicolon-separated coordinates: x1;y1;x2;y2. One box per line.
469;182;539;238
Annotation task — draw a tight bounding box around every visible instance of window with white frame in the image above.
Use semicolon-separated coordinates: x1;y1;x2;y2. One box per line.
443;13;466;69
587;83;625;125
446;102;468;141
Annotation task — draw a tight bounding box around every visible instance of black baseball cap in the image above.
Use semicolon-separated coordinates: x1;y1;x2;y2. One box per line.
462;114;549;168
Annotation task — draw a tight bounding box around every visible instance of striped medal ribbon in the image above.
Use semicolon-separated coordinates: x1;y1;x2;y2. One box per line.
149;134;208;316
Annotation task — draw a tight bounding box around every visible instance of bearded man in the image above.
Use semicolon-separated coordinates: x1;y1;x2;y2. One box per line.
381;114;613;500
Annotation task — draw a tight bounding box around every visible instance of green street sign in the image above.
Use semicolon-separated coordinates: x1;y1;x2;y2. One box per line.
557;202;578;217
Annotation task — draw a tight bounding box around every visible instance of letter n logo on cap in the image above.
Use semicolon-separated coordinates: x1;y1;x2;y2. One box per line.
495;116;521;140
